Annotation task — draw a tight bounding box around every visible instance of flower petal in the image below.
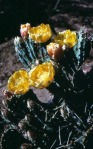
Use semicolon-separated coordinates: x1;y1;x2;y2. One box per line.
29;62;55;88
7;69;30;94
28;23;52;43
53;30;77;48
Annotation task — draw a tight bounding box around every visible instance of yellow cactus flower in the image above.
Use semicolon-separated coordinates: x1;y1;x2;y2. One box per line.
53;30;77;48
29;62;55;88
53;32;64;46
28;23;52;43
46;42;63;61
7;69;30;95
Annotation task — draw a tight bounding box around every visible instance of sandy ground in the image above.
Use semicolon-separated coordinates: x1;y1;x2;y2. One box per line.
0;39;22;102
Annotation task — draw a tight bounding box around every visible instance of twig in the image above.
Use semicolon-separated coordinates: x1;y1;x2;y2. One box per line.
50;139;57;149
59;126;62;145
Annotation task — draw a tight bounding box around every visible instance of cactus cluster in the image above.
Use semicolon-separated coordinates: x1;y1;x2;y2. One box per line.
0;23;93;149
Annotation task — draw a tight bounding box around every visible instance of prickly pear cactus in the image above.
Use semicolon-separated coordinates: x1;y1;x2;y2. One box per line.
0;23;93;149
